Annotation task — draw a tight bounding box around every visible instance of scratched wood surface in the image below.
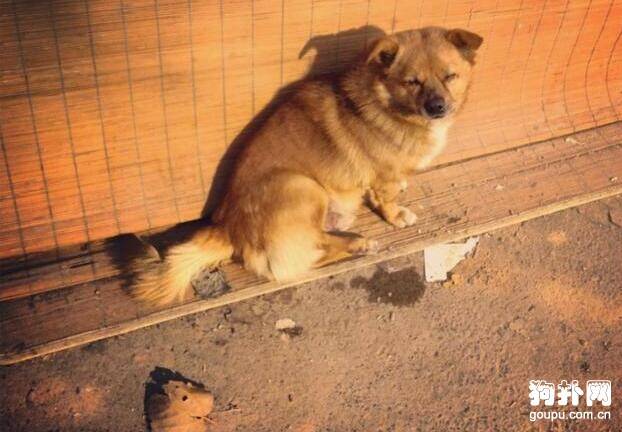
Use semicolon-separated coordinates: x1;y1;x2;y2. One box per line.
1;0;622;259
1;121;621;365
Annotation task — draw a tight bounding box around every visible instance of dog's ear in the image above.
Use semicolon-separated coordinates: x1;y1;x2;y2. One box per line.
366;36;400;68
446;29;483;63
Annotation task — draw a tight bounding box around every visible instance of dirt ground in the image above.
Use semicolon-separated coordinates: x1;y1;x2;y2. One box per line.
1;198;621;432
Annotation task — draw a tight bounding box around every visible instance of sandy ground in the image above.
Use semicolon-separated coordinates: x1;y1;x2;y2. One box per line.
1;197;622;432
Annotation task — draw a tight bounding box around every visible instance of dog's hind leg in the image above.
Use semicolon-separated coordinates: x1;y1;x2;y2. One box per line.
261;173;376;281
314;232;378;268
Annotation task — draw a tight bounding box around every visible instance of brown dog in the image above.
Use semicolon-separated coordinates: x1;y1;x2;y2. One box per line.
132;27;483;304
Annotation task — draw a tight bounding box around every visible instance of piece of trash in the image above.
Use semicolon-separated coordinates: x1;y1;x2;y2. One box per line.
275;318;296;330
147;380;214;432
192;268;230;299
275;318;303;337
424;237;479;282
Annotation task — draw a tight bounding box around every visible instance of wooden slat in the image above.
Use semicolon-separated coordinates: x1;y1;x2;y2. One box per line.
0;241;113;302
1;121;621;365
1;0;622;258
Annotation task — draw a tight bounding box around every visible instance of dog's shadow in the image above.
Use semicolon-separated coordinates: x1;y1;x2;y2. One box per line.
108;25;386;289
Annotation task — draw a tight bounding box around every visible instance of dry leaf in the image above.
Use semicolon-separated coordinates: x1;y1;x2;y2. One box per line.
147;380;214;432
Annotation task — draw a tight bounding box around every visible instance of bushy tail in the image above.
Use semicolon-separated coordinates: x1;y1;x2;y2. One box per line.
131;226;233;305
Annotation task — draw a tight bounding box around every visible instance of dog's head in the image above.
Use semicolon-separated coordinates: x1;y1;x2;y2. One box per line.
365;27;482;123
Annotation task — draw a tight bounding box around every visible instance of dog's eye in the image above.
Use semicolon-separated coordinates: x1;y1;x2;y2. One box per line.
444;73;458;82
404;77;422;86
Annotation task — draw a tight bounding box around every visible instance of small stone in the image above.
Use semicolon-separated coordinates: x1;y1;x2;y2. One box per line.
609;208;622;228
146;380;214;430
602;341;611;351
508;318;527;336
275;318;303;337
275;318;296;331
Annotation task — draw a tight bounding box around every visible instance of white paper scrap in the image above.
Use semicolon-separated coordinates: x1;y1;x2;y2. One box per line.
424;237;479;282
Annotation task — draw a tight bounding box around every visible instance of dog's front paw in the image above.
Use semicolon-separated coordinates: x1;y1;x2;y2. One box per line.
388;206;417;228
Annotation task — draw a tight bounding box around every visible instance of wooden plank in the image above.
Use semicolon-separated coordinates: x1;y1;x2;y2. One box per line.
1;122;621;365
0;223;178;302
0;241;113;302
1;0;622;257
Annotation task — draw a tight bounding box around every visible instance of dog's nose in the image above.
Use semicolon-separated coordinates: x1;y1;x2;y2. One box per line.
423;97;447;118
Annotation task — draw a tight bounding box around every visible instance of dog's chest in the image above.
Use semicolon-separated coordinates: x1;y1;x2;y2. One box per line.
413;122;449;170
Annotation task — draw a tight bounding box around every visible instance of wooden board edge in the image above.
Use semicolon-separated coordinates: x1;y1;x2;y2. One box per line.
1;183;620;366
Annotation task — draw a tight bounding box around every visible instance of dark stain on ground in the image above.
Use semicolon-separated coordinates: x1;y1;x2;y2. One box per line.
80;339;107;354
350;266;426;306
213;338;228;347
274;289;294;305
329;281;346;291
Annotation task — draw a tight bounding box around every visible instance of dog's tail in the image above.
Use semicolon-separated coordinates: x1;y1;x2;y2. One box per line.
131;226;234;305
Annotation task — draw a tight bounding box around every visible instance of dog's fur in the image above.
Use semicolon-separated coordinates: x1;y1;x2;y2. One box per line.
132;27;483;305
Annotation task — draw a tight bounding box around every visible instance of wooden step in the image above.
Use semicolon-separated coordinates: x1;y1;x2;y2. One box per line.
1;122;622;365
